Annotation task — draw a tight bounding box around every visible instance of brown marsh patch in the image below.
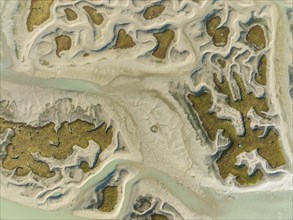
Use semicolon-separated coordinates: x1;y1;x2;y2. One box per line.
246;25;266;50
83;6;104;26
214;73;269;116
143;4;165;20
151;214;169;220
55;35;72;58
1;118;113;178
206;16;230;47
217;59;226;68
79;161;91;173
152;29;175;59
114;29;136;49
98;186;118;212
188;73;286;185
64;8;77;21
27;0;55;32
256;55;267;85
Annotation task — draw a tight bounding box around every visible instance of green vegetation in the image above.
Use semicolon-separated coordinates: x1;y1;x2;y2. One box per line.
143;4;165;20
98;186;118;212
206;16;230;47
188;73;286;185
55;35;72;58
1;118;113;178
152;29;175;59
83;6;104;26
27;0;55;32
246;25;266;50
64;8;77;21
114;29;136;49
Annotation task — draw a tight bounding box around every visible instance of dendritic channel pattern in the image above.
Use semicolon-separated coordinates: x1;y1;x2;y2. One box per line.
188;14;286;185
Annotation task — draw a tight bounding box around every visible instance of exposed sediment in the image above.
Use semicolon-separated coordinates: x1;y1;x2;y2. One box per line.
1;0;292;219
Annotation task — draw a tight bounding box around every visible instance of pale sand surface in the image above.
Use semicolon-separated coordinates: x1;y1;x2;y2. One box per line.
0;0;292;219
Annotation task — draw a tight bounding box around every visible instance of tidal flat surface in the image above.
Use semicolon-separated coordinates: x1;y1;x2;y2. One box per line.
1;0;292;219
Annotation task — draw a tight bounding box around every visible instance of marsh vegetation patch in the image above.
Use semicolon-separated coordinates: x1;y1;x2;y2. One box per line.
246;25;266;50
55;35;72;58
151;213;169;220
188;73;286;185
152;29;175;59
27;0;55;32
256;55;267;85
188;19;285;185
143;4;165;20
64;8;78;21
114;29;136;49
206;16;230;47
217;59;226;68
1;118;113;178
98;186;118;212
83;6;104;26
